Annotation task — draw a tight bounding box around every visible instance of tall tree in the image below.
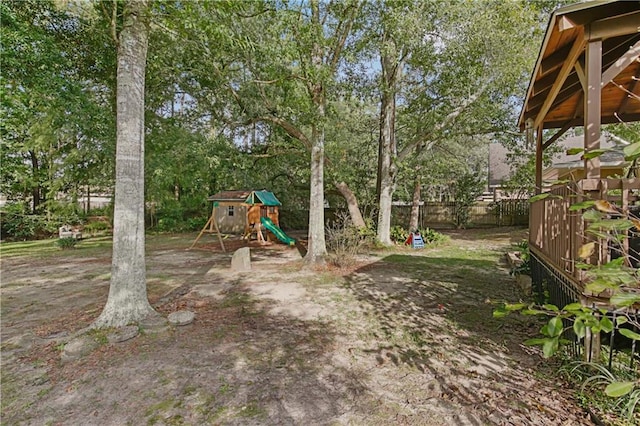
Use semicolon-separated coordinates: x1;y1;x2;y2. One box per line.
374;0;540;243
169;0;361;263
93;0;155;328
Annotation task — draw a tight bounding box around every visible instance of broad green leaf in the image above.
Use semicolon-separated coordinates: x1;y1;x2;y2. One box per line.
623;142;640;161
505;303;526;311
619;328;640;341
493;308;509;318
582;210;603;221
562;302;583;311
543;304;559;312
585;278;616;294
582;149;607;160
545;317;563;337
524;338;547;346
605;381;635;398
610;292;640;307
522;308;546;315
616;316;628;326
566;147;584;155
569;201;595;211
588;219;634;232
573;318;586;339
600;316;614;333
603;257;626;268
578;242;595;259
529;193;551;203
542;337;559;358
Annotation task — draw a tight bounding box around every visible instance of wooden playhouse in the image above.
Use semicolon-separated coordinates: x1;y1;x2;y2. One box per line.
207;189;282;235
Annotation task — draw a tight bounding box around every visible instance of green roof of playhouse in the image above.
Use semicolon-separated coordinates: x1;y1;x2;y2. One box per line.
208;190;282;206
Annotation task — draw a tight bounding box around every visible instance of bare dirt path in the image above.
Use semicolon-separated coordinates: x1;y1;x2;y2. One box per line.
1;229;592;425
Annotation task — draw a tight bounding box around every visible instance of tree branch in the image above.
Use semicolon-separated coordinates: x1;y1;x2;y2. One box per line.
397;81;491;162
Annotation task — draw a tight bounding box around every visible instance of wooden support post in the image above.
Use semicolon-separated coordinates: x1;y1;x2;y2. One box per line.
584;38;602;180
535;124;544;194
189;215;214;250
189;205;225;252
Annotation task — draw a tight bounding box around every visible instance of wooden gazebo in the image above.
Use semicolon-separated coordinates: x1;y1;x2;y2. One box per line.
519;0;640;306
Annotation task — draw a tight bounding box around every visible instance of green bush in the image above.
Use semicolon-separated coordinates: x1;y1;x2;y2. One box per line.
390;226;409;244
56;237;78;250
419;227;448;245
83;221;111;235
1;203;51;240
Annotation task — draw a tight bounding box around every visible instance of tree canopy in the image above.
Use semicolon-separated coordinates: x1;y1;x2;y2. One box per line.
2;0;572;245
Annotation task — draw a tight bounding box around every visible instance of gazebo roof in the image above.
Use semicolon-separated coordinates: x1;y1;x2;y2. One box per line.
518;0;640;131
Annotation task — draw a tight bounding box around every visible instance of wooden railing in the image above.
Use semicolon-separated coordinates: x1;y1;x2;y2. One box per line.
530;178;640;290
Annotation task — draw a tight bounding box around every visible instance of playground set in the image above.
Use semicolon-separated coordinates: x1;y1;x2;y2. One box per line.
190;190;295;251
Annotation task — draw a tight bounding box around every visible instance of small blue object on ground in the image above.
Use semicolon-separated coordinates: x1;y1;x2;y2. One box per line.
411;233;424;249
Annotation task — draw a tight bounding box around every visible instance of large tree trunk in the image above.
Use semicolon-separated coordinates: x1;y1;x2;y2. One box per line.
304;1;328;265
28;150;41;214
93;0;155;328
334;181;366;229
376;34;401;245
409;175;421;231
305;120;327;264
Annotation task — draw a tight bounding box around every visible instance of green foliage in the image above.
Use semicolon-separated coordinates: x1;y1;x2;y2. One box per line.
388;225;446;246
1;202;55;240
496;195;640;422
83;221;110;235
453;172;485;229
566;362;640;422
390;226;409;244
418;227;448;245
56;237;77;250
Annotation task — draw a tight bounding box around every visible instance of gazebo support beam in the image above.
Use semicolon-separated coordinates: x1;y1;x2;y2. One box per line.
543;121;573;150
535;124;544;194
584;38;602;179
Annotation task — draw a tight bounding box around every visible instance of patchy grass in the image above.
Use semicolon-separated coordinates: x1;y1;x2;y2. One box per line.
2;228;596;425
1;236;113;259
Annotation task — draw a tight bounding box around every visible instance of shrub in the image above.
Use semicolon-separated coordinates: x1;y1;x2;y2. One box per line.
326;213;367;267
56;237;77;250
419;227;448;245
83;221;111;235
390;226;409;244
1;203;51;240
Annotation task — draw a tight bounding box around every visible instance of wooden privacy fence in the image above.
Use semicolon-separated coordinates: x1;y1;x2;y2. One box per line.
392;200;529;229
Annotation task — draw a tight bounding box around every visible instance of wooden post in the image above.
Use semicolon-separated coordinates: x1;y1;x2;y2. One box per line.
584;38;602;179
189;203;225;252
535;124;544;194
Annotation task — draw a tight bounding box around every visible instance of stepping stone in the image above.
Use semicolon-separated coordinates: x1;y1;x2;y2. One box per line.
168;310;195;326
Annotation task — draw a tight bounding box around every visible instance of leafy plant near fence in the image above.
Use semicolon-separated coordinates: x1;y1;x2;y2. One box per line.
494;192;640;421
510;239;531;276
389;225;448;246
56;237;78;250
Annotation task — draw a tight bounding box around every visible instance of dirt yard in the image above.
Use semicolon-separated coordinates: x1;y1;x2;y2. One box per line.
1;229;593;425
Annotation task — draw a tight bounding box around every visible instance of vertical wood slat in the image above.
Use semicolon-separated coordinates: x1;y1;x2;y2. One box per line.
535;178;639;288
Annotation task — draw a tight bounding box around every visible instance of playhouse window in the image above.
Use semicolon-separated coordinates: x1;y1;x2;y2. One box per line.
228;206;234;216
268;207;275;214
